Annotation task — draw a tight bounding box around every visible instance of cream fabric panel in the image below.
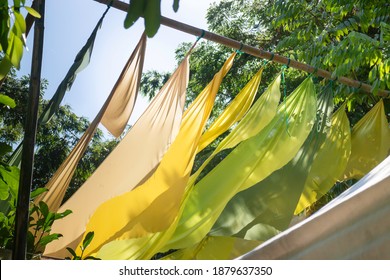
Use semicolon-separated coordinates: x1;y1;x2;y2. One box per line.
44;51;190;258
101;33;147;137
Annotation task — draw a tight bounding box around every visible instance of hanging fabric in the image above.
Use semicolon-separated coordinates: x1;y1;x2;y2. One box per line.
44;42;193;259
162;236;261;260
80;53;236;258
160;77;317;251
211;86;334;240
33;33;147;213
341;99;390;180
95;69;278;260
7;7;111;166
294;102;351;215
196;67;264;153
188;73;281;187
101;33;146;137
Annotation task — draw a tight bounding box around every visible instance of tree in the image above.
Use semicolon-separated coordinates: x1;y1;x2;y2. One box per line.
140;0;390;207
0;73;118;203
209;0;389;103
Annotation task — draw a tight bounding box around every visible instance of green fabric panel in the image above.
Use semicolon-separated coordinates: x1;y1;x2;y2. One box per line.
210;86;334;240
294;102;351;214
162;77;317;251
161;236;261;260
38;12;108;124
342;99;390;180
7;8;110;166
188;74;281;187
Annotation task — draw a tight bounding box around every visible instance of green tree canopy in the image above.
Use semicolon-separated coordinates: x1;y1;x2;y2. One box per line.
0;73;119;202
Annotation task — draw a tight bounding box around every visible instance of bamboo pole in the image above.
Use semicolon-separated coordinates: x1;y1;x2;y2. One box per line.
94;0;389;97
12;0;45;260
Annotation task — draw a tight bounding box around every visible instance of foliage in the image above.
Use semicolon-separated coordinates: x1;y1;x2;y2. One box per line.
65;231;100;260
139;70;170;101
0;73;119;203
124;0;180;37
28;193;72;257
0;171;72;259
0;0;40;80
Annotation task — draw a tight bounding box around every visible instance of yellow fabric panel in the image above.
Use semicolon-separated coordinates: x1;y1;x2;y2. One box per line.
295;103;351;214
188;74;281;187
34;34;146;214
162;77;317;251
44;48;190;259
210;86;334;240
342;99;390;180
101;33;147;138
79;53;236;257
196;67;263;152
162;236;261;260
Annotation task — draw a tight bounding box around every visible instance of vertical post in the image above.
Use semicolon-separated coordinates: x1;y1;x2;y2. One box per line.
12;0;45;260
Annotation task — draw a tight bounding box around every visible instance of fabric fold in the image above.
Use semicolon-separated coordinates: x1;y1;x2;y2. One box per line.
188;73;281;187
7;8;110;167
162;77;317;251
211;86;334;239
44;44;191;259
81;53;236;258
101;33;147;137
341;99;390;180
162;236;261;260
34;33;147;213
196;67;264;153
294;102;351;214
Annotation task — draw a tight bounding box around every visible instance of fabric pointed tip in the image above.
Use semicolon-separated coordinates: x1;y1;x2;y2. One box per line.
124;18;138;29
173;0;179;12
145;23;161;38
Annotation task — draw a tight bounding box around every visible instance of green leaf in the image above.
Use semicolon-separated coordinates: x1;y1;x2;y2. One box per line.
173;0;179;12
84;256;101;260
0;57;13;80
24;6;41;18
13;11;26;34
124;0;145;29
66;247;78;259
144;0;161;37
53;209;72;220
30;187;47;200
0;142;12;157
82;231;94;250
38;233;63;247
6;30;24;68
0;94;16;108
38;201;49;218
0;179;10;200
0;164;20;199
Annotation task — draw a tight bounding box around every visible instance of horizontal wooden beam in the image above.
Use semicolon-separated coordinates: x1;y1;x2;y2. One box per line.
94;0;389;97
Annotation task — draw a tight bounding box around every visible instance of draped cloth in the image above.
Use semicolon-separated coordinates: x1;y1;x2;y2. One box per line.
81;53;236;258
239;155;390;260
294;102;351;214
341;99;390;180
101;34;146;137
162;236;261;260
44;43;191;259
188;73;281;187
8;7;111;166
211;87;334;240
196;67;264;153
34;33;147;213
161;77;317;251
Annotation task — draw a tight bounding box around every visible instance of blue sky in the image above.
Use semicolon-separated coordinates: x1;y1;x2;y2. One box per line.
19;0;217;136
